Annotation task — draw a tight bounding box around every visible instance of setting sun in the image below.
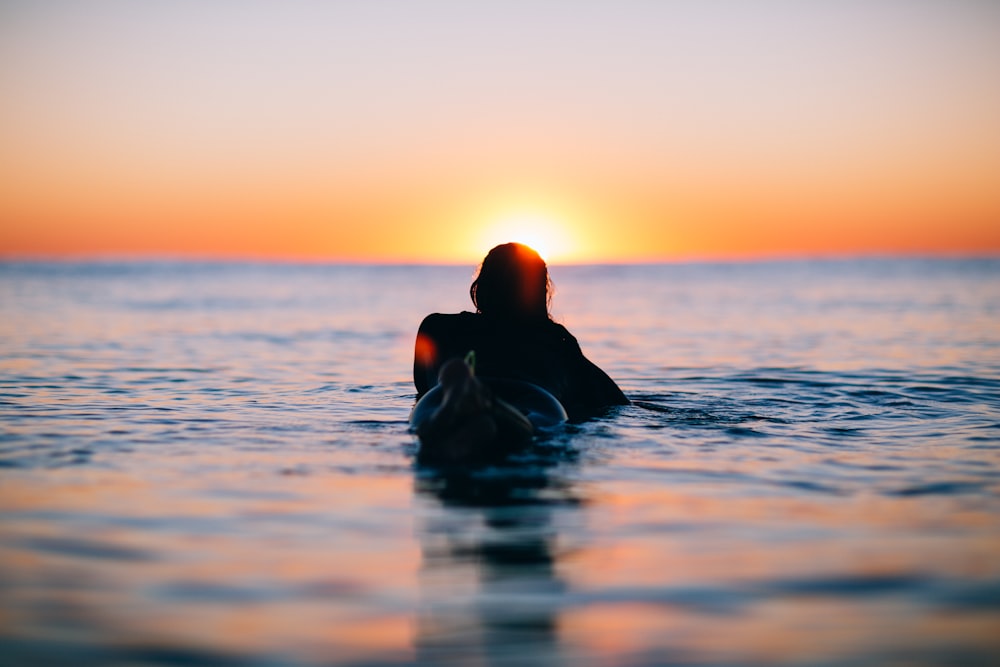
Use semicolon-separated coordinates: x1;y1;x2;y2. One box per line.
0;3;998;263
474;212;577;264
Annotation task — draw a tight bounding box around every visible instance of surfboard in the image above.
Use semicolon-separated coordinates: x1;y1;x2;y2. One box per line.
410;356;567;465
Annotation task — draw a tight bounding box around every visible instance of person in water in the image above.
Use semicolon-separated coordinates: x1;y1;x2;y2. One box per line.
413;242;628;427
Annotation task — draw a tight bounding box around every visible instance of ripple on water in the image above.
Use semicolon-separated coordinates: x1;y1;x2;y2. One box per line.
2;260;999;665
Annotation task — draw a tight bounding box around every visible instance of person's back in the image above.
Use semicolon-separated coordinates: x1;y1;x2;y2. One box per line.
413;243;627;421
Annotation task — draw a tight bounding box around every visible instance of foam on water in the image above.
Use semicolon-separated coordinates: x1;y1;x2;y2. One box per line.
1;259;998;665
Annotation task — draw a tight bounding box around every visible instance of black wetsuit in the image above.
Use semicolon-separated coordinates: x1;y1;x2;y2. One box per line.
414;312;628;421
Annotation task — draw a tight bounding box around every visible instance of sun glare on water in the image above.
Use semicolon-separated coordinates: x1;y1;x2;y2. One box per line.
475;212;576;263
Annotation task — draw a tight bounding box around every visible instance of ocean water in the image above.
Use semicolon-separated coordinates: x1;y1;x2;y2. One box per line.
1;258;998;666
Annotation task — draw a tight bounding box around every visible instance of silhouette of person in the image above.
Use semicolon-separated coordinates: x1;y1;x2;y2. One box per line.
413;242;628;425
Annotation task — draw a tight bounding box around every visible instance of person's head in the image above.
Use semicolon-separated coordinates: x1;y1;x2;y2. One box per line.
470;242;551;321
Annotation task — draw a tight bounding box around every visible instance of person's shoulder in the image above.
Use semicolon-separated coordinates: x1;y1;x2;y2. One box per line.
547;320;579;344
419;311;477;332
548;320;571;335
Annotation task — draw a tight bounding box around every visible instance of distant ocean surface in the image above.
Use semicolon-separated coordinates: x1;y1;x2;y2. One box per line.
1;258;999;666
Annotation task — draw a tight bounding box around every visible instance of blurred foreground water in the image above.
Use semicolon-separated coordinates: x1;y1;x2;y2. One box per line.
1;259;998;666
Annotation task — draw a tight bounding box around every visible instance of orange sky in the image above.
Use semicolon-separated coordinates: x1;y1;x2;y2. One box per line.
1;2;998;264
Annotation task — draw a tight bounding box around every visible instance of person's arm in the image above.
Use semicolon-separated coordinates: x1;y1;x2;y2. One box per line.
413;314;441;398
576;355;629;408
554;324;628;418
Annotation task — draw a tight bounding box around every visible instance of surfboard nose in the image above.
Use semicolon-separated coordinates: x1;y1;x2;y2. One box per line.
438;357;472;387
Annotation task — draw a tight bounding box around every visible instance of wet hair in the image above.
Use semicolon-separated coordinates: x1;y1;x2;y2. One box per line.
470;242;552;321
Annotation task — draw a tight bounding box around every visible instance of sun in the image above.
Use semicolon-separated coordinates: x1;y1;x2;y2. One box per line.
475;212;575;263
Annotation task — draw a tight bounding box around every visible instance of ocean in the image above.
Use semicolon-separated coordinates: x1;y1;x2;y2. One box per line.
1;258;998;666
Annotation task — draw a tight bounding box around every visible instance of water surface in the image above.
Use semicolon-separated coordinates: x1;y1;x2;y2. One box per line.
1;259;999;665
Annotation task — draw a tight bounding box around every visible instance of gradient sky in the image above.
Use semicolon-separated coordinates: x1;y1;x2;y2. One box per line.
1;1;998;263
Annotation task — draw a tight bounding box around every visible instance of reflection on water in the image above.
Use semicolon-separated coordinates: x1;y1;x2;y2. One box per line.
1;259;999;665
414;447;579;666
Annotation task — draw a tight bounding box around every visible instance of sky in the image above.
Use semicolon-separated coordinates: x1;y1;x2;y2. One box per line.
1;0;998;264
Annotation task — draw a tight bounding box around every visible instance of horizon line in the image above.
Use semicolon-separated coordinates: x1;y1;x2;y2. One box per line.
1;248;998;267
